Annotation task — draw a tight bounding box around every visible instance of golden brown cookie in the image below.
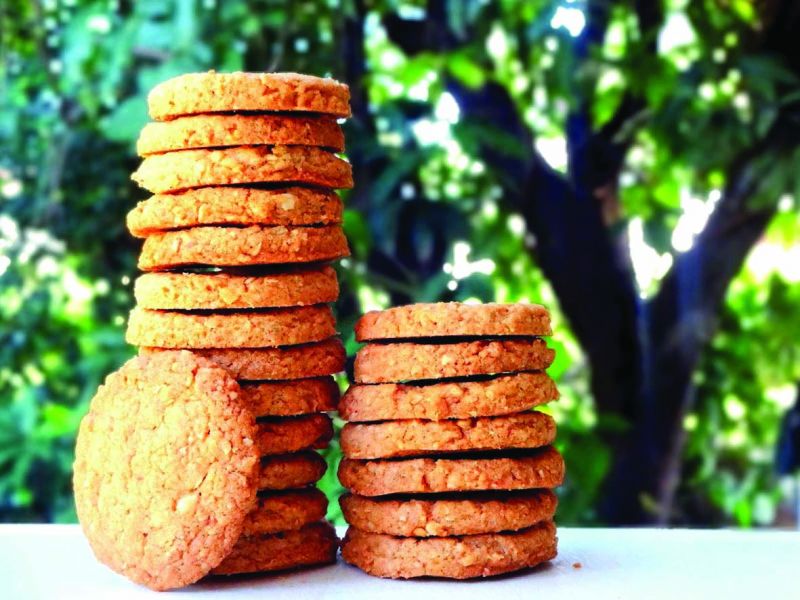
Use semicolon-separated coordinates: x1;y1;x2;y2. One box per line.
211;522;339;576
257;452;327;490
126;306;335;349
341;521;556;579
131;146;353;194
127;187;343;238
356;303;552;341
242;489;328;535
242;377;339;417
340;372;558;422
148;72;350;120
73;351;259;591
138;225;349;271
137;114;344;155
142;338;346;381
339;446;564;496
255;414;334;455
354;339;554;384
340;412;556;459
340;490;557;537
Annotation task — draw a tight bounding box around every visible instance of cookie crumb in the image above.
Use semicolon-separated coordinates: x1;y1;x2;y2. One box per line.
573;562;583;569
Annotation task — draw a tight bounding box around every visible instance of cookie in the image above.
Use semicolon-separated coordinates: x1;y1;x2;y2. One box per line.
255;414;333;455
242;377;339;417
354;339;554;384
131;146;353;194
142;338;346;381
340;489;557;537
257;452;327;490
138;225;349;271
210;522;338;576
137;114;344;156
148;72;350;120
356;303;552;341
126;306;335;349
338;446;564;496
341;521;556;579
340;372;558;422
340;412;556;459
242;489;328;535
127;187;342;238
73;351;258;590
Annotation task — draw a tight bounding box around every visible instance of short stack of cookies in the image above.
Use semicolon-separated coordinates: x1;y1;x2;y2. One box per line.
338;303;564;579
125;72;352;578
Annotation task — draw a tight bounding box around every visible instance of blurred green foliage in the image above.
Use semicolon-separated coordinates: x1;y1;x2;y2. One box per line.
1;0;798;526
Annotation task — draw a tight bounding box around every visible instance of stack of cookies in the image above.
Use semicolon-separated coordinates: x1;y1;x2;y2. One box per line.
124;72;352;578
338;303;564;579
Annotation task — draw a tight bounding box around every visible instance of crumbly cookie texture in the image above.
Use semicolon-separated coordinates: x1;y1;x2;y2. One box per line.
131;146;353;194
339;446;564;496
340;372;558;422
340;412;556;459
142;338;346;381
255;414;334;455
354;339;554;384
242;376;339;417
210;522;339;576
138;225;350;271
341;521;557;579
126;305;335;349
340;489;558;537
242;489;328;535
73;351;258;591
257;452;327;491
127;187;343;238
137;114;344;155
356;302;552;341
148;72;350;120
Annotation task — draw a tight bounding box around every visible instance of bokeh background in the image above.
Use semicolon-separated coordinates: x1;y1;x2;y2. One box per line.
2;0;799;527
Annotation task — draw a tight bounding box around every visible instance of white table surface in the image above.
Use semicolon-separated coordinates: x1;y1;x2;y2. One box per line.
0;525;797;599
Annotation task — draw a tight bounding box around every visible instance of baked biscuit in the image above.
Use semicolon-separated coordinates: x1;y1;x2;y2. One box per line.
242;377;339;417
242;489;328;535
257;452;327;490
255;414;333;455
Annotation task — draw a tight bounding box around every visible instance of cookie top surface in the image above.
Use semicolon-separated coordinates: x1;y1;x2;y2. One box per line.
356;302;552;341
148;72;350;120
73;351;259;590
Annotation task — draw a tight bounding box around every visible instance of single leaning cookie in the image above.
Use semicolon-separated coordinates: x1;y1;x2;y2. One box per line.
340;372;558;422
242;377;339;417
242;489;328;536
137;114;344;155
73;351;259;591
131;146;353;194
148;72;350;120
257;452;327;490
127;187;343;238
340;411;556;459
255;414;334;455
356;302;552;341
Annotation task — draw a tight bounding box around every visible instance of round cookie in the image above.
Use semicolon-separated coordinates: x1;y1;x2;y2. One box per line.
340;489;557;537
356;303;552;341
131;146;353;194
255;414;334;455
137;114;344;156
142;338;346;381
148;72;350;120
210;522;339;576
338;446;564;496
257;452;327;490
354;339;555;384
138;225;349;271
126;306;335;349
341;521;556;579
127;187;343;238
242;489;328;535
73;351;259;591
340;372;558;422
242;377;339;417
340;412;556;459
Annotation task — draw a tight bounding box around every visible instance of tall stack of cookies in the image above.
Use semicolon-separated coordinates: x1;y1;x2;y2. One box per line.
125;72;352;577
338;303;564;579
